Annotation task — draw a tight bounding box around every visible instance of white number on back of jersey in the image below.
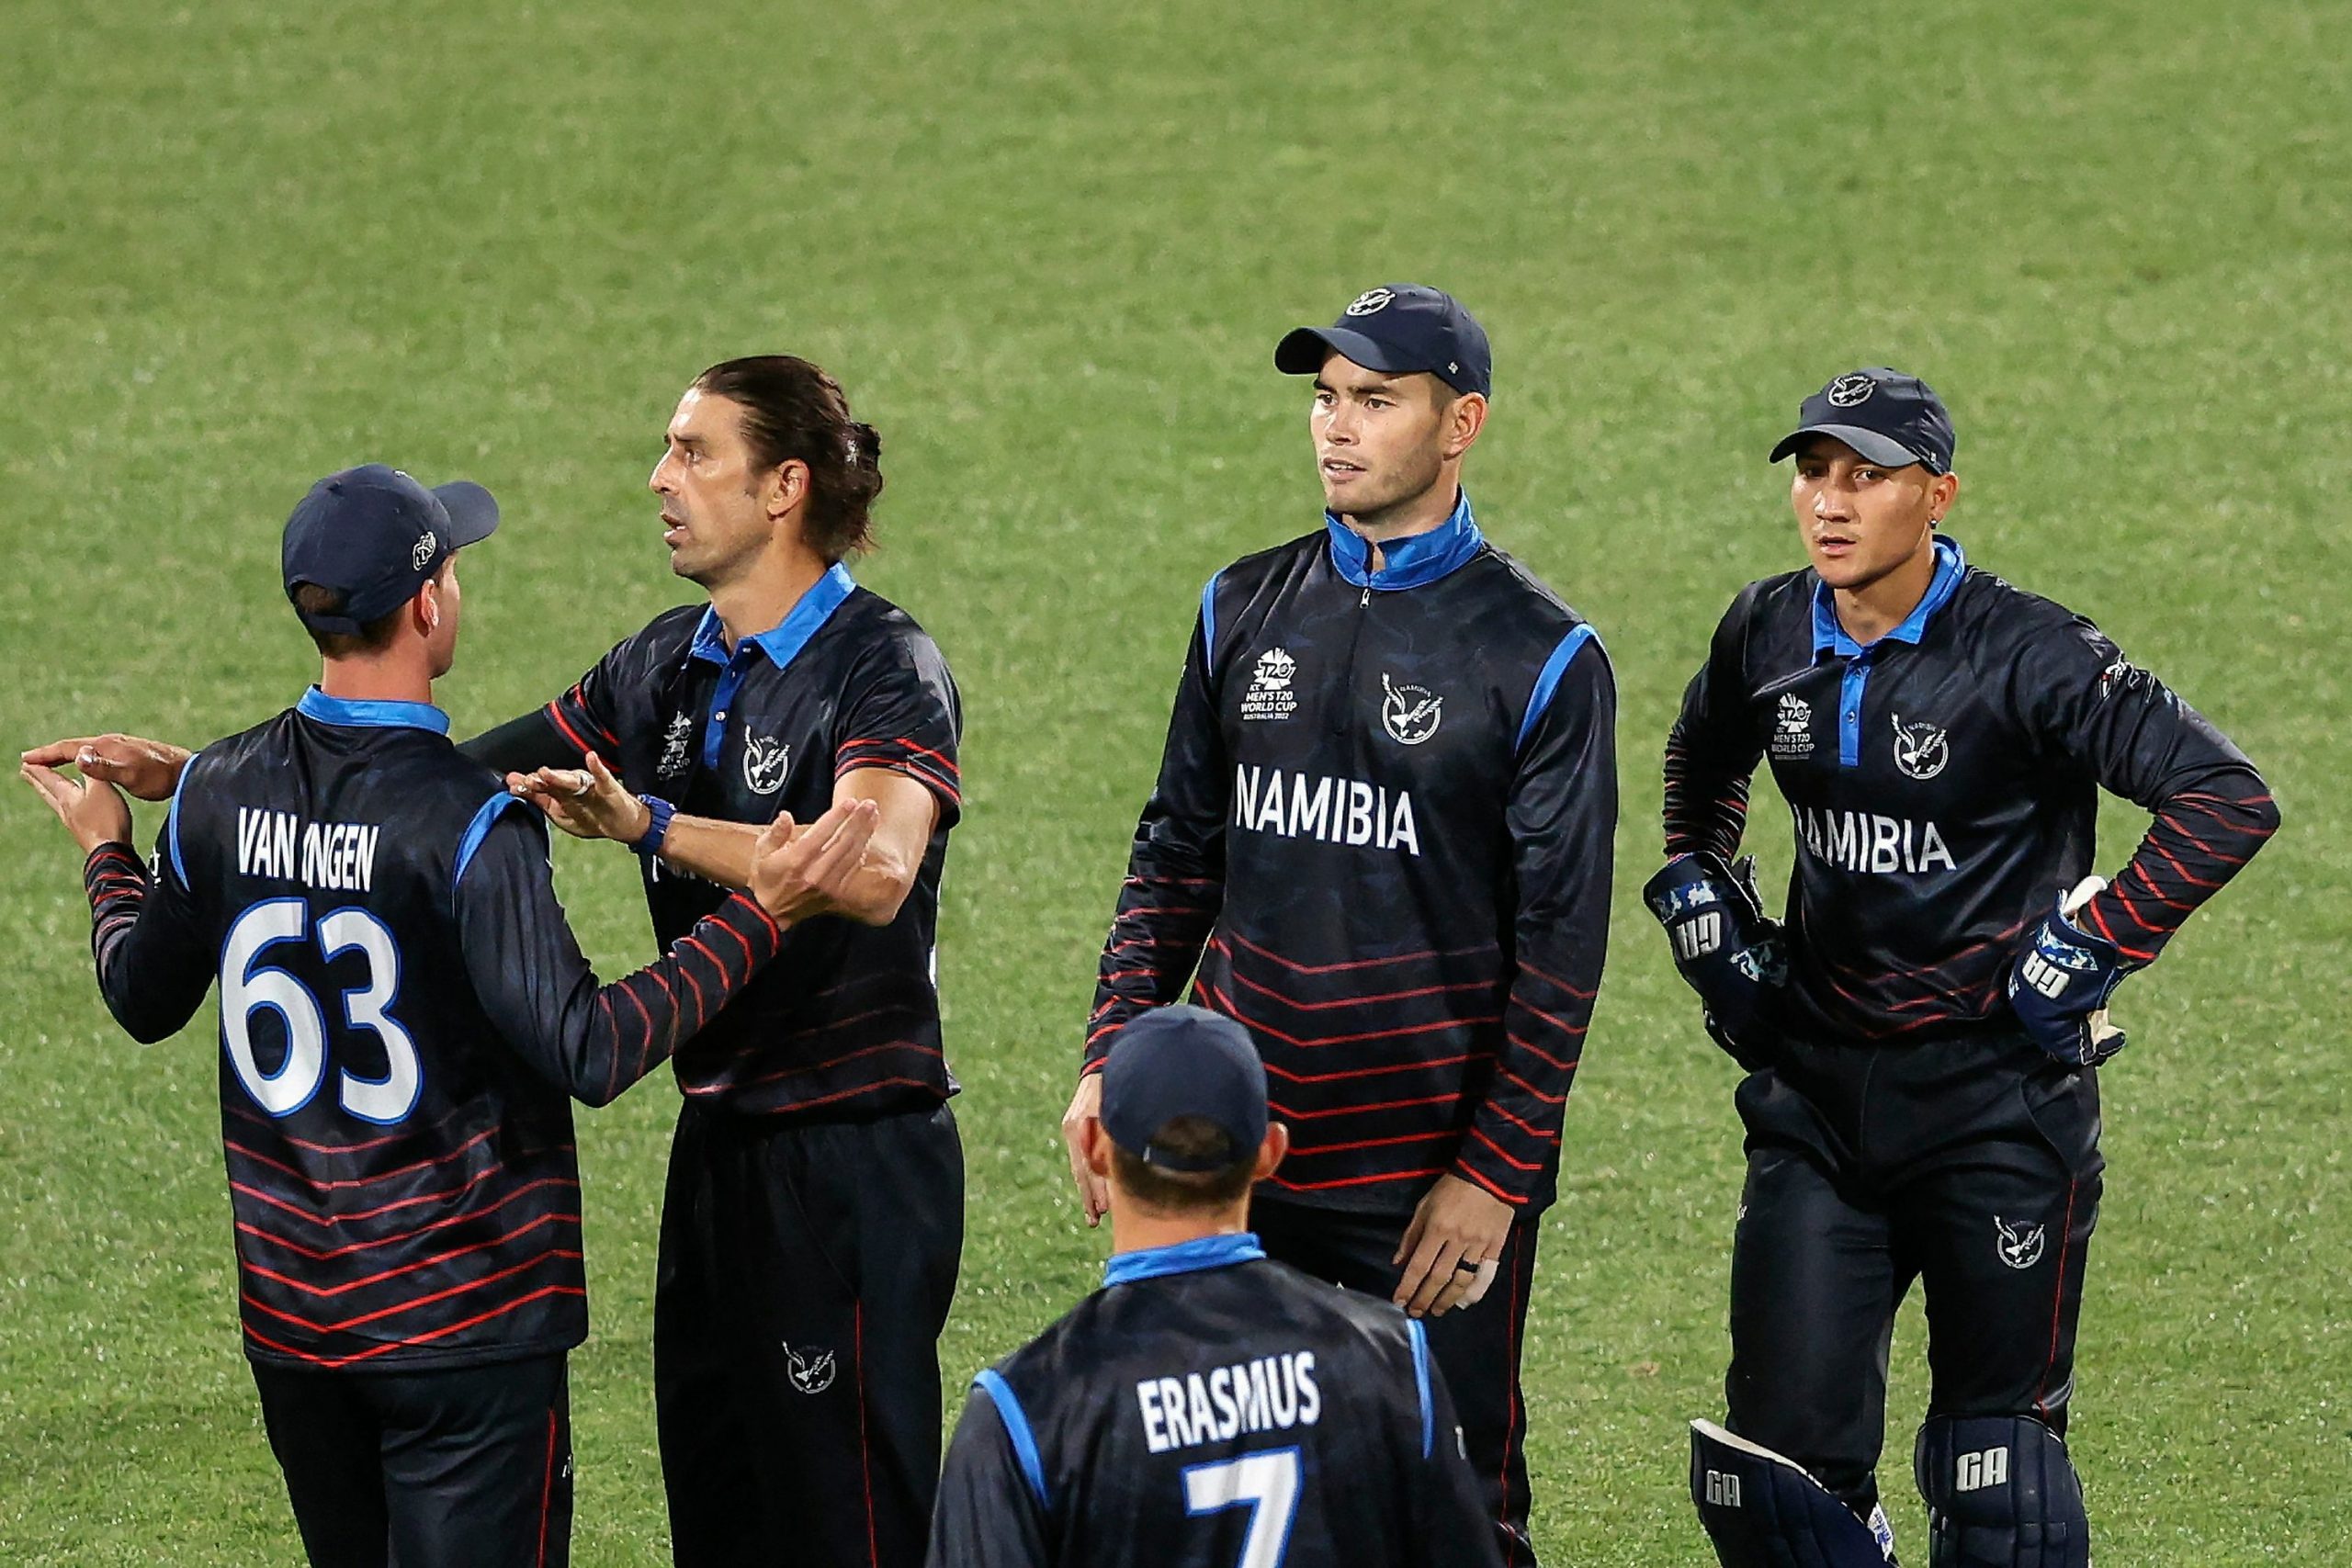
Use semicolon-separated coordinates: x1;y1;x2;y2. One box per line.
220;900;422;1123
1182;1448;1301;1568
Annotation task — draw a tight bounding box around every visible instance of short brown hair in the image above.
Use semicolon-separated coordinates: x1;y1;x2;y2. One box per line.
1110;1115;1259;1214
692;355;883;563
290;556;447;658
292;583;406;659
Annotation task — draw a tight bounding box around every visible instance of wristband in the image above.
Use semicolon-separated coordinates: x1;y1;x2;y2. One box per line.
635;795;677;857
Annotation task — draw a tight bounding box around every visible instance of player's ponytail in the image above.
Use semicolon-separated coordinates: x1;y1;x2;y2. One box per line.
692;355;886;563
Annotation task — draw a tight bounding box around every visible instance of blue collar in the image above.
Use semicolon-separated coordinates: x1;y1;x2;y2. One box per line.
296;686;451;735
1102;1232;1267;1288
687;562;857;669
1811;536;1967;660
1324;490;1485;591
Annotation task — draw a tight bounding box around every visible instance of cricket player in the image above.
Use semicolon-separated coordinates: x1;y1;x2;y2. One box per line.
466;355;965;1568
933;1005;1501;1568
20;465;856;1567
1652;368;2280;1566
1061;285;1617;1563
48;360;961;1564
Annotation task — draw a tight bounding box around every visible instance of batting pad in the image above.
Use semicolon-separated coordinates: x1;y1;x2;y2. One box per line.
1691;1418;1899;1568
1914;1414;2090;1568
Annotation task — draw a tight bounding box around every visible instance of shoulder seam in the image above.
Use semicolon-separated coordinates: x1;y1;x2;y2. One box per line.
451;790;532;897
1515;624;1606;753
972;1368;1050;1512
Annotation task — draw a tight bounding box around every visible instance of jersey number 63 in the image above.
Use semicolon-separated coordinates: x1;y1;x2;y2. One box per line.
219;899;421;1125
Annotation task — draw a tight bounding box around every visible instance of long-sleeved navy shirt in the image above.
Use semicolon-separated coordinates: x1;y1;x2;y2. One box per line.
1089;493;1617;1212
1661;537;2279;1043
80;688;780;1370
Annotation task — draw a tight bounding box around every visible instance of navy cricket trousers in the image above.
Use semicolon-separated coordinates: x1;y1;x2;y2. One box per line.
252;1350;572;1568
1724;1029;2103;1516
655;1099;964;1568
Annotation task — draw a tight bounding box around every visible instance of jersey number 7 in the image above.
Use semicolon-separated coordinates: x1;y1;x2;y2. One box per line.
220;899;421;1124
1182;1448;1302;1568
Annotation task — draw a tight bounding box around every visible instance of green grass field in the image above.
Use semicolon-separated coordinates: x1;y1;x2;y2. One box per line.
3;1;2346;1561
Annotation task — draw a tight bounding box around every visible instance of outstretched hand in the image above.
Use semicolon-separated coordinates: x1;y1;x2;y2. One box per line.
508;751;650;842
21;758;135;853
21;734;189;802
748;798;879;924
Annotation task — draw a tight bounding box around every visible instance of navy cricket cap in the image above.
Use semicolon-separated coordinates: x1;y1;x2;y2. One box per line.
1275;284;1492;398
1102;1005;1269;1172
1769;367;1956;476
282;464;500;636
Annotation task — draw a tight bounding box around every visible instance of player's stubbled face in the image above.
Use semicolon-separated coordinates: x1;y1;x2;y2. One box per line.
1790;436;1939;592
1310;355;1452;523
649;389;775;587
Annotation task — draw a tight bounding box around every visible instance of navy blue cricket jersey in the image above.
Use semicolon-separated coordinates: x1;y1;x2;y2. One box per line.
1089;493;1617;1212
521;565;963;1120
1661;536;2279;1043
927;1234;1499;1568
77;689;784;1369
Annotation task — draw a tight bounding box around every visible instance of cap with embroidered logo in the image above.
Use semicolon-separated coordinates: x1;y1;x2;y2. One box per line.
1769;367;1955;476
1275;283;1492;398
281;464;500;636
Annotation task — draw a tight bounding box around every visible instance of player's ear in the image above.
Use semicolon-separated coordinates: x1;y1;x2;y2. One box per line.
1928;470;1960;525
1254;1122;1290;1180
1081;1116;1116;1179
764;457;811;524
413;580;441;637
1442;390;1487;460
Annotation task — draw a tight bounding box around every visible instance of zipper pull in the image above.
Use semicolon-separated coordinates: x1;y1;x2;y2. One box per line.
1361;585;1371;608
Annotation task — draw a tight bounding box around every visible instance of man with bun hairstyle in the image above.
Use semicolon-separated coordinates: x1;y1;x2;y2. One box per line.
47;358;965;1567
1651;368;2278;1566
1062;286;1617;1563
475;355;966;1568
934;1005;1500;1568
21;464;840;1567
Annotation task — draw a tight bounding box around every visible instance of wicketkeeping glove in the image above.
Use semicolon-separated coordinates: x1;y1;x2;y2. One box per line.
2006;876;2129;1067
1642;852;1787;1070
